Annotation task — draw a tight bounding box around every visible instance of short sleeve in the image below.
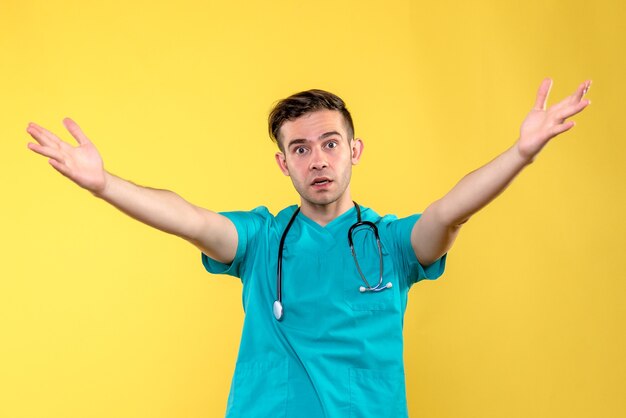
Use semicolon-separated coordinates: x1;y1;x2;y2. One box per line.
383;214;447;287
201;207;269;280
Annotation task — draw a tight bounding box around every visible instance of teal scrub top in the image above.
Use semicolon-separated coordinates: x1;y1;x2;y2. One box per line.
202;205;446;418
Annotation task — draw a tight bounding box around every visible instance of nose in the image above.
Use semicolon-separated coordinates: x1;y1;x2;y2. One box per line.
309;147;328;171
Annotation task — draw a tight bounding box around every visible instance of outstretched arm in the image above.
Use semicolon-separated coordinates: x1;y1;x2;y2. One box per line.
26;118;237;263
411;78;592;266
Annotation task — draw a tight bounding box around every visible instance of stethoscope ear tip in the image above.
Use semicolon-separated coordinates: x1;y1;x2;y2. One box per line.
359;286;366;293
386;282;393;289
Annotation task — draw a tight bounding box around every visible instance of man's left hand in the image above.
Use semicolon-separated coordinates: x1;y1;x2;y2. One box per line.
517;78;591;163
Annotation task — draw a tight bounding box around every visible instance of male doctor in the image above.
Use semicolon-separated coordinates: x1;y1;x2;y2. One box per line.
26;78;591;417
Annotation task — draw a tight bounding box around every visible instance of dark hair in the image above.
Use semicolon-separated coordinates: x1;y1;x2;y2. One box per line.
268;89;354;149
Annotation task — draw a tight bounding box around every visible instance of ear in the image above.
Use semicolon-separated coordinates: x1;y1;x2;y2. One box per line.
350;138;364;165
275;151;290;176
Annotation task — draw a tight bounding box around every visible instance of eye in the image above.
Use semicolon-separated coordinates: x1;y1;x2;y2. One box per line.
295;146;307;155
326;141;338;149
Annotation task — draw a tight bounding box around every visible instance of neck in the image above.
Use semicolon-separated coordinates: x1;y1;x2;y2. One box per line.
299;192;355;227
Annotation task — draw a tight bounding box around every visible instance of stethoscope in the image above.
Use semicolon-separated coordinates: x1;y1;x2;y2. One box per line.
273;201;392;321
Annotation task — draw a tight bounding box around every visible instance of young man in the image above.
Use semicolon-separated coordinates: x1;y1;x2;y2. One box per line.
26;78;591;417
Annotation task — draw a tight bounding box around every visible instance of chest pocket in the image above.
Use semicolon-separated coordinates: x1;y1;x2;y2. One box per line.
342;225;397;311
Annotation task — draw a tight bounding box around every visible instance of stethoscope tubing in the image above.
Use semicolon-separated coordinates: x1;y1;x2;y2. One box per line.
273;202;391;321
276;206;300;303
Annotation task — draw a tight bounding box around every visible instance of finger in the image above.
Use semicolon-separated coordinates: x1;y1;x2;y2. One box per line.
28;122;63;146
534;78;553;110
583;79;592;95
571;81;588;103
26;123;59;147
550;120;575;137
63;118;90;145
552;84;589;113
27;142;65;162
48;158;72;178
556;98;591;120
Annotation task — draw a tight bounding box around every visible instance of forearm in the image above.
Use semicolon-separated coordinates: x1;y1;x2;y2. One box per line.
25;118;237;261
412;79;591;265
435;142;532;226
93;171;207;242
412;143;530;265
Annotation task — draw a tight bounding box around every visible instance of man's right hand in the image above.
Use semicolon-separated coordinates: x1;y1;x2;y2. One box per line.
27;118;108;195
26;118;238;264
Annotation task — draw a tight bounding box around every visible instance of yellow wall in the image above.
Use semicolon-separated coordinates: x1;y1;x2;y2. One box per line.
1;0;624;417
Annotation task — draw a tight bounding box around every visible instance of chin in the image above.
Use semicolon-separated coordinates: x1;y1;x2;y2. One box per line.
294;181;348;207
303;192;343;207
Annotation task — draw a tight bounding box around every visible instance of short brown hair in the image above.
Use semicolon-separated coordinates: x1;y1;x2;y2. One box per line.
268;89;355;149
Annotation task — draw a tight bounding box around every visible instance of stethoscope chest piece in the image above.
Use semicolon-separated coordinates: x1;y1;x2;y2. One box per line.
273;300;284;321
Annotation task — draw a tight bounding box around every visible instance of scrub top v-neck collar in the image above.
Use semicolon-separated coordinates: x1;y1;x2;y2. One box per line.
295;204;359;236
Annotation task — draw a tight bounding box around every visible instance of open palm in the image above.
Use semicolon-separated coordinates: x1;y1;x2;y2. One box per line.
26;118;107;193
517;78;591;161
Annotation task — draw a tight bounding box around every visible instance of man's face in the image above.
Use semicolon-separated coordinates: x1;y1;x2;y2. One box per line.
275;109;363;209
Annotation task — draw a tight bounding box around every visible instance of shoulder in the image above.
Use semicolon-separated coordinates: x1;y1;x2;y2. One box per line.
219;205;299;232
358;206;422;245
275;204;300;221
359;205;421;227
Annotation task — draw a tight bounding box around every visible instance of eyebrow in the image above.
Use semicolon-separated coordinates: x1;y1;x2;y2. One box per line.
286;131;343;149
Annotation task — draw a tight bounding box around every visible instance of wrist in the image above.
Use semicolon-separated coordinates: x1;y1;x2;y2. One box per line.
91;171;113;198
513;140;537;166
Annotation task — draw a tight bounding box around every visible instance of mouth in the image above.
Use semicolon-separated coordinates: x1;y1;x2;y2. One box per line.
311;177;332;187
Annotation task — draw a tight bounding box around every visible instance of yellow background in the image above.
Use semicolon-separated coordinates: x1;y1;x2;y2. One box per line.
1;0;625;417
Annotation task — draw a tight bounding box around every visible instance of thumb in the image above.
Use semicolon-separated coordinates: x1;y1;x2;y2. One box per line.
533;78;553;111
62;117;91;145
